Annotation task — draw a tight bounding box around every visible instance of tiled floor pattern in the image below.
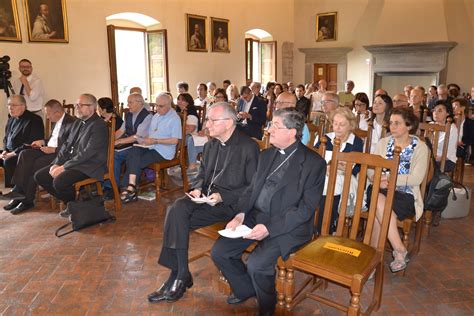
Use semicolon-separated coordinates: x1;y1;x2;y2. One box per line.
0;166;473;315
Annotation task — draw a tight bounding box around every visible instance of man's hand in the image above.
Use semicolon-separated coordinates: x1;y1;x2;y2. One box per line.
19;76;29;85
2;152;16;159
188;189;201;198
50;165;65;178
49;164;60;174
238;112;251;119
40;146;56;154
31;140;45;148
207;192;222;203
226;213;244;230
244;224;269;241
140;137;156;146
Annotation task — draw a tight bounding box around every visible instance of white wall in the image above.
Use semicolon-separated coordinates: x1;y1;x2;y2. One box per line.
0;0;294;139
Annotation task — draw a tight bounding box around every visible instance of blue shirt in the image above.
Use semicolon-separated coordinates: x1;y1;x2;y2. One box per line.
301;124;310;145
148;109;181;160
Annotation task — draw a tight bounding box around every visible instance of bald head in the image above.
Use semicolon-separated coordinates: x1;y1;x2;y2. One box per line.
275;92;297;110
318;79;327;91
392;93;409;108
375;89;387;96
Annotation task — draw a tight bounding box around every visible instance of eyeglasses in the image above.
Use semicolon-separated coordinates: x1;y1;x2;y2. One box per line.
75;103;93;107
7;103;23;107
321;100;336;105
267;121;289;130
204;118;231;124
156;104;167;108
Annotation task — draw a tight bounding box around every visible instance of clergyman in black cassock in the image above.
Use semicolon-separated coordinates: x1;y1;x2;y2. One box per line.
148;102;259;303
211;108;326;315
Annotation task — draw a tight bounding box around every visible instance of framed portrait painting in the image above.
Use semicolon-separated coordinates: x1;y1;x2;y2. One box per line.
186;13;207;52
210;17;229;53
0;0;21;41
316;12;337;42
24;0;68;42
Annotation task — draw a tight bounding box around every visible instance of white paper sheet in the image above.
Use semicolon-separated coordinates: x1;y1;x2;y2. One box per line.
218;225;253;238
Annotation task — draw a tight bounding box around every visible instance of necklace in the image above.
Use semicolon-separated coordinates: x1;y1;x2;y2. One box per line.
266;148;298;180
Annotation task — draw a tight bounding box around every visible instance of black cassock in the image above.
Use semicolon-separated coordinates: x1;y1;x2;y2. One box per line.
158;128;259;270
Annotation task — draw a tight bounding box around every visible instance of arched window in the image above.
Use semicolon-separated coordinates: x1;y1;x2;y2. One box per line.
106;13;168;106
245;29;276;84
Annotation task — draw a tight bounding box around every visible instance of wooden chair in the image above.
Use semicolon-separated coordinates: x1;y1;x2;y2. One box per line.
196;105;206;127
355;110;369;128
353;122;373;154
417;120;452;235
120;107;129;121
147;111;189;204
148;102;157;114
73;116;121;213
307;122;318;147
62;100;75;116
282;139;401;315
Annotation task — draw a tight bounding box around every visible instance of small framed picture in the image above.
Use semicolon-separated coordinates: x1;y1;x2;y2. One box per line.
210;17;229;53
24;0;68;43
0;0;22;42
316;12;337;42
186;13;207;52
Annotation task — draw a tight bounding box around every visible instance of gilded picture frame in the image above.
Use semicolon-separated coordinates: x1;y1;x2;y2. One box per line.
0;0;22;42
186;13;207;52
210;17;229;53
316;12;337;42
24;0;68;43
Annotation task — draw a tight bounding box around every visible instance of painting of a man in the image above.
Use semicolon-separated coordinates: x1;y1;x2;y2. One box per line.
25;0;68;42
211;17;229;53
187;14;206;52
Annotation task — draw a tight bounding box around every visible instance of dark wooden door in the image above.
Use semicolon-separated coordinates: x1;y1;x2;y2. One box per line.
313;63;338;92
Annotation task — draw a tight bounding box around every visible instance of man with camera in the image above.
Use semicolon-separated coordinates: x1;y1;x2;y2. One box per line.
12;59;45;118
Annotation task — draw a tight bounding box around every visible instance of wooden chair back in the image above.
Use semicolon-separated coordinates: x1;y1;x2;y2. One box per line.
418;119;452;172
322;139;401;242
353;121;373;153
196;105;206;127
149;102;157;114
355;110;369;127
307;122;318;147
62;100;75;116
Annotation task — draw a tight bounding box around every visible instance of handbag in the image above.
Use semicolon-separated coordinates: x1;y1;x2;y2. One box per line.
423;139;453;212
442;184;471;219
55;196;115;237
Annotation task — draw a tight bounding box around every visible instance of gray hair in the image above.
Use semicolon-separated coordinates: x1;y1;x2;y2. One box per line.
81;93;97;107
129;92;145;105
157;92;172;107
207;101;237;126
8;95;27;107
273;108;305;140
324;92;339;104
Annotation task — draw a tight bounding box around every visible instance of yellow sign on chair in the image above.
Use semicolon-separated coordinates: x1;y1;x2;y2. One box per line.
323;242;361;257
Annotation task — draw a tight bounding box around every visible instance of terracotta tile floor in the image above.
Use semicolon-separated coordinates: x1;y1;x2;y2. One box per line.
0;165;473;315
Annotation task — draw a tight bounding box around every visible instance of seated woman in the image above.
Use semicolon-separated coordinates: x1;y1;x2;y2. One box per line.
368;108;428;273
226;84;240;108
211;88;228;104
97;97;123;131
453;98;474;161
176;93;198;119
352;92;371;131
369;94;392;153
120;93;181;203
431;100;458;172
185;115;208;173
314;107;364;234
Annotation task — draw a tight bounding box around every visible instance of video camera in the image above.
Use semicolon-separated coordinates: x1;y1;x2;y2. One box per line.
0;55;13;97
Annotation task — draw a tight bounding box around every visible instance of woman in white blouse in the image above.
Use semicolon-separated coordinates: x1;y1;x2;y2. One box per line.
369;94;393;153
431;100;458;172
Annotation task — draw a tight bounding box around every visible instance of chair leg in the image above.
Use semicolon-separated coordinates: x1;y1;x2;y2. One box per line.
373;262;384;311
348;286;361;316
108;177;121;213
412;219;423;256
155;167;162;205
180;161;189;192
284;267;295;311
276;262;286;308
402;220;411;250
423;210;432;237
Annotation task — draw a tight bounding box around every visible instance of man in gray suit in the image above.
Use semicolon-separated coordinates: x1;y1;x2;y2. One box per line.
34;93;108;217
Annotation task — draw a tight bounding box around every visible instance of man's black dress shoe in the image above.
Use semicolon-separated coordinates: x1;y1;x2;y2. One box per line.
10;202;34;215
226;293;253;305
0;191;25;201
165;276;193;302
148;282;172;303
3;200;21;211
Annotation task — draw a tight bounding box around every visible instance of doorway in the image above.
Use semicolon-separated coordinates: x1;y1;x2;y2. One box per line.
313;63;337;92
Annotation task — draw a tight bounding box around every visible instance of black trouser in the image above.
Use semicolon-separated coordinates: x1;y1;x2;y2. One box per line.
12;149;55;203
211;233;281;315
158;197;235;270
34;165;88;204
0;154;18;188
